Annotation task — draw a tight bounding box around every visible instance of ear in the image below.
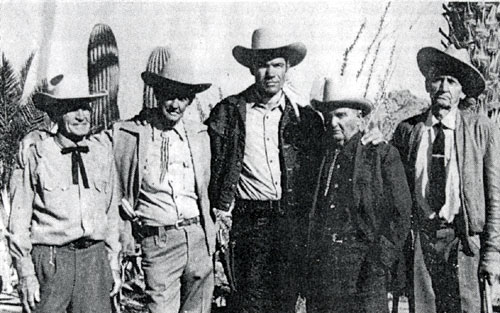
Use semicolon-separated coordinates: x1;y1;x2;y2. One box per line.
460;90;466;100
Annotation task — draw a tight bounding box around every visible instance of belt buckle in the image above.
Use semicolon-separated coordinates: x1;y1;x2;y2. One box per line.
174;219;184;229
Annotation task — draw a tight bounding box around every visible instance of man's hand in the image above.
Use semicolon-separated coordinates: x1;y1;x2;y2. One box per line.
110;269;122;297
214;208;232;251
361;126;386;145
18;275;40;313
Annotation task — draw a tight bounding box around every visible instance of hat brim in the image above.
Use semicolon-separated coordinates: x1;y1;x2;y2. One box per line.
33;91;107;112
232;42;307;68
417;47;485;98
312;98;372;117
141;72;211;97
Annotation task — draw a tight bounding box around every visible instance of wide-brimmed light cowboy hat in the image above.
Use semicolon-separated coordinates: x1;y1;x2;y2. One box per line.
141;54;211;97
417;45;485;98
312;77;372;117
33;74;107;112
232;28;307;68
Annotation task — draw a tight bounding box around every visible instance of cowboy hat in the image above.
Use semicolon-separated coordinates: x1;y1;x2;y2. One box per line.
141;54;211;97
232;28;307;68
312;77;372;117
33;74;107;112
417;45;485;98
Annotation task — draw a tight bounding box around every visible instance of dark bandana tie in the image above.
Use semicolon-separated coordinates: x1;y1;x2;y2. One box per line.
61;146;90;189
429;123;446;212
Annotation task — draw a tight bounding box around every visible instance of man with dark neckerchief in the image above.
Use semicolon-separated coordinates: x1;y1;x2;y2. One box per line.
8;73;121;313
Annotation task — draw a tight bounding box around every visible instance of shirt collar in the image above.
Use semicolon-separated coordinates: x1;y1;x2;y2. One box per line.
249;86;285;111
426;107;458;130
151;119;185;141
55;132;88;149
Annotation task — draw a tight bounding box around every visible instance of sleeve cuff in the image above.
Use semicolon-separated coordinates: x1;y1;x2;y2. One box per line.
108;253;120;272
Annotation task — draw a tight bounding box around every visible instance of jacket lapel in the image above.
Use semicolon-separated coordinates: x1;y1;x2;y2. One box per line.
184;119;208;196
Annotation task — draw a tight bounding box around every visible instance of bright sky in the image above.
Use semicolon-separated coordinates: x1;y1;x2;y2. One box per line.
0;0;446;119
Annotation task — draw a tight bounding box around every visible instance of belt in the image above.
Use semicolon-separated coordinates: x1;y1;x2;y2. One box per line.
63;238;101;250
235;199;284;216
326;232;362;245
138;216;200;238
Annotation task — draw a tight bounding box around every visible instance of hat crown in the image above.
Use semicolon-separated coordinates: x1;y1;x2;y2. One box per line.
154;54;203;86
322;76;366;102
251;28;290;50
442;45;474;68
45;74;96;99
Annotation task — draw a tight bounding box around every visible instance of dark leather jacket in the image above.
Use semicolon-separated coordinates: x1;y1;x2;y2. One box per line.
206;85;324;213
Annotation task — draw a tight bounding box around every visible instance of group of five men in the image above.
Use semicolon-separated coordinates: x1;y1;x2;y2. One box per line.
6;27;500;313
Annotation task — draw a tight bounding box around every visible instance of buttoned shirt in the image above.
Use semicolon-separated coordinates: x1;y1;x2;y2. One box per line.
237;89;285;201
136;120;199;226
415;108;461;222
318;133;359;237
8;132;120;277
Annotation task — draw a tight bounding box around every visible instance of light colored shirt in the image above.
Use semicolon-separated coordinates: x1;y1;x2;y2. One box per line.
415;108;461;222
237;89;285;200
136;120;199;226
8;132;120;277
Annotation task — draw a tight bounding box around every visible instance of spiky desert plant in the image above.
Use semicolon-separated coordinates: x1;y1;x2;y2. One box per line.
143;46;171;109
88;23;120;131
440;2;500;116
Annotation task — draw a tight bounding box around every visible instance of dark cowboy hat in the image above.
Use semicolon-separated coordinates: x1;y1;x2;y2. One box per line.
141;55;211;97
33;74;107;113
311;77;372;117
417;46;485;98
232;28;307;68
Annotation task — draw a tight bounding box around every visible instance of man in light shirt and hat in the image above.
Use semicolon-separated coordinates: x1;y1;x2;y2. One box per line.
113;53;215;313
8;73;121;313
392;45;500;312
307;77;412;313
206;27;325;313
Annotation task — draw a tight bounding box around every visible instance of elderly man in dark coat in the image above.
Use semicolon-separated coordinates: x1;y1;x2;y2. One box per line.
308;77;412;313
392;46;500;313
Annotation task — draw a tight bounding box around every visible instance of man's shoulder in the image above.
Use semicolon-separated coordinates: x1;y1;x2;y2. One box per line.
399;111;428;127
460;110;495;127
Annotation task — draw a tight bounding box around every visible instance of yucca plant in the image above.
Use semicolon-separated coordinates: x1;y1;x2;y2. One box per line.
440;2;500;119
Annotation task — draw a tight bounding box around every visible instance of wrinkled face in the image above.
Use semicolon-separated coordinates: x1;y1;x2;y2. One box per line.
156;92;193;125
427;74;465;114
252;57;289;98
327;107;362;143
58;102;91;139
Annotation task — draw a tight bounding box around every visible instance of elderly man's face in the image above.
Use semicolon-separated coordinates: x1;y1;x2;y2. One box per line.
58;102;91;140
327;107;363;144
427;74;465;117
157;92;193;125
252;57;289;98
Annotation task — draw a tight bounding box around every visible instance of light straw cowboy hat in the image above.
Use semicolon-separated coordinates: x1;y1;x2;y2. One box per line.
141;54;211;97
232;28;307;68
417;45;485;98
312;77;372;117
33;74;107;112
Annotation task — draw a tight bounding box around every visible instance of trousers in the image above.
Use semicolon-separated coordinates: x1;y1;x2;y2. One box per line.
140;223;214;313
413;228;481;313
31;242;112;313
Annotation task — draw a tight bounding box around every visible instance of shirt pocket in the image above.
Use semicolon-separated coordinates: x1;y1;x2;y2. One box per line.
41;179;72;211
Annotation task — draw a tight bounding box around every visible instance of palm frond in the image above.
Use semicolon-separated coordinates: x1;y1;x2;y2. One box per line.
19;51;36;92
0;53;21;131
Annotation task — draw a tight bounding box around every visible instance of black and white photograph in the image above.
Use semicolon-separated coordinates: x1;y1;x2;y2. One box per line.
1;1;500;312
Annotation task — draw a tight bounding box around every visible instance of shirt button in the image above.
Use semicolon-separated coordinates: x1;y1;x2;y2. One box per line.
274;181;278;185
266;116;270;119
270;160;273;163
330;204;336;209
334;184;339;189
336;165;340;169
267;138;270;141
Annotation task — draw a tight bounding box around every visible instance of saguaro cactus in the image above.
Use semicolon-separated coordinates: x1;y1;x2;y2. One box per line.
143;46;171;109
87;23;120;131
